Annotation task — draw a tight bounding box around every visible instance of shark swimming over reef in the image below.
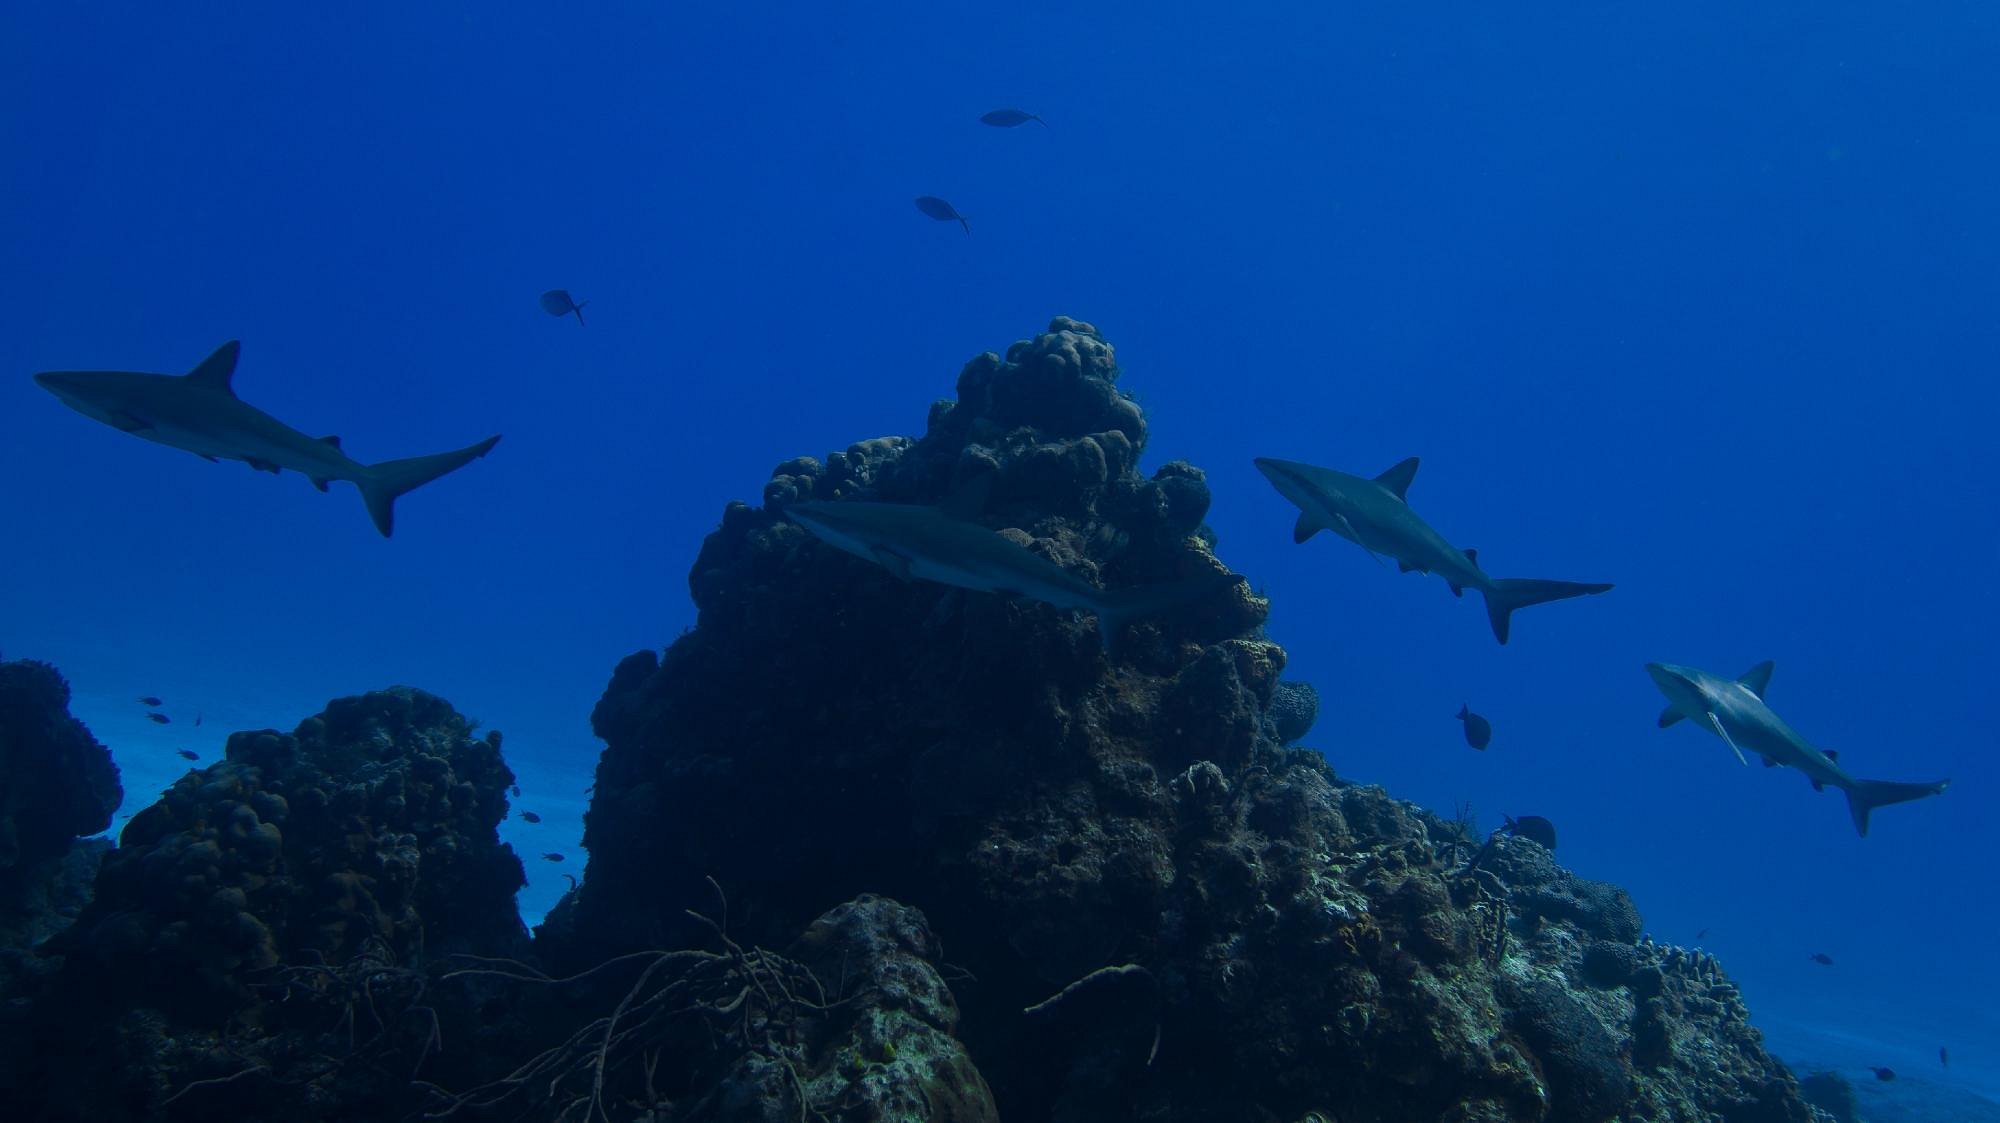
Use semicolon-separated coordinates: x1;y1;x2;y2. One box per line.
784;479;1237;652
1646;661;1950;836
34;341;500;536
1253;456;1612;643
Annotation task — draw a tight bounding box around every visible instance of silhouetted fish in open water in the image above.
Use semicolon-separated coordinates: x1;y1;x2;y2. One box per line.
1457;705;1492;750
1502;814;1556;851
1870;1067;1896;1082
980;108;1047;128
540;289;587;325
1809;952;1834;966
138;696;163;707
194;712;202;727
541;852;564;862
510;784;521;797
519;811;541;823
147;713;170;725
177;749;198;761
914;195;969;234
1940;1046;1949;1068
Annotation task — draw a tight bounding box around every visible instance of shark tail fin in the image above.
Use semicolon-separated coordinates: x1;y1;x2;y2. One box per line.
357;435;502;537
1091;573;1240;656
1842;777;1950;837
1479;577;1614;644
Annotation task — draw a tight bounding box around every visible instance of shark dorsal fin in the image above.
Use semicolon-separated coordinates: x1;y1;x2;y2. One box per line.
1737;660;1774;697
320;435;342;449
939;472;995;520
186;341;241;396
1374;457;1419;500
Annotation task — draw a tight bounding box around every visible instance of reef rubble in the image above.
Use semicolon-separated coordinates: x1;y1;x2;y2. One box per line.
0;319;1825;1122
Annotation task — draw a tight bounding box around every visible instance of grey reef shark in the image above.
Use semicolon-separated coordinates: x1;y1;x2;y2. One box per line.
1647;661;1950;836
1254;456;1612;643
34;341;499;536
783;475;1239;654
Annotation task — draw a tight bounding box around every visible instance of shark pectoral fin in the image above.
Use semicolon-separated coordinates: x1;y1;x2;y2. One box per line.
1705;712;1749;765
1657;706;1685;729
185;341;241;396
1291;512;1325;544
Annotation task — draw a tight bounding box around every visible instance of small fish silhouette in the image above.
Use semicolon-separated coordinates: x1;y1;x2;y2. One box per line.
147;713;170;725
979;108;1046;128
138;696;163;707
194;712;203;727
914;195;970;234
1809;952;1834;966
519;811;542;824
1940;1046;1949;1068
509;784;521;797
1696;928;1710;940
540;289;588;325
541;852;565;862
1456;705;1492;750
1870;1067;1896;1082
177;749;199;761
1502;814;1557;851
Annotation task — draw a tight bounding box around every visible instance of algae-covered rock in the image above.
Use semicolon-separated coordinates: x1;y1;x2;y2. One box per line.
0;658;121;949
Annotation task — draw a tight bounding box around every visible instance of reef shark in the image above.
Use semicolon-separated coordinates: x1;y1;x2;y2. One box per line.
784;481;1238;653
1253;456;1612;643
33;341;500;537
1646;661;1950;836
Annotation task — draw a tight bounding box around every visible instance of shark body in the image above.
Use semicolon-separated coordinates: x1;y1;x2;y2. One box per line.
34;341;499;536
1645;661;1950;836
1253;456;1612;643
784;487;1236;652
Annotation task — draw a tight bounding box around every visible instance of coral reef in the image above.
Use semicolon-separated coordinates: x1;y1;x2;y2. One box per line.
0;657;122;951
0;687;530;1121
541;318;1819;1122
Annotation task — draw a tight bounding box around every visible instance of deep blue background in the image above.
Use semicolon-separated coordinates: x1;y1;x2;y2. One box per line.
3;0;1993;1103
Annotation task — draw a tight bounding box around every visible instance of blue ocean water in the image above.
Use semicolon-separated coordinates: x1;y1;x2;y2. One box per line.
2;0;1993;1109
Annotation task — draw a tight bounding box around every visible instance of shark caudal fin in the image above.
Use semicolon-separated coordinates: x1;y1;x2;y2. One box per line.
357;435;502;537
1842;777;1950;837
1480;577;1614;644
1091;573;1241;655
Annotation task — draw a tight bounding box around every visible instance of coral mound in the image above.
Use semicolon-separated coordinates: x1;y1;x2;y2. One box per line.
542;318;1819;1122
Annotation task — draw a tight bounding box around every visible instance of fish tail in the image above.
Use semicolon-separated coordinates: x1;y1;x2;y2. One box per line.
357;435;502;537
1092;573;1240;655
1479;577;1614;644
573;301;586;326
1842;777;1950;837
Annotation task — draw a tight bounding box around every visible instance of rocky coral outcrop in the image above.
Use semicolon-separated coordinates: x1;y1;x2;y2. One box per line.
0;687;530;1121
0;658;121;953
543;318;1819;1122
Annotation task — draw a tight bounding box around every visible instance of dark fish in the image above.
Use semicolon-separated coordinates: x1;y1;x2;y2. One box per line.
1696;928;1710;940
1809;952;1834;966
138;696;163;706
541;852;565;862
979;108;1047;128
177;749;199;761
1457;705;1492;750
147;712;170;725
194;712;203;727
1870;1067;1896;1082
914;195;970;235
1502;814;1557;851
509;784;521;797
519;811;542;823
1940;1046;1949;1067
540;289;587;325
